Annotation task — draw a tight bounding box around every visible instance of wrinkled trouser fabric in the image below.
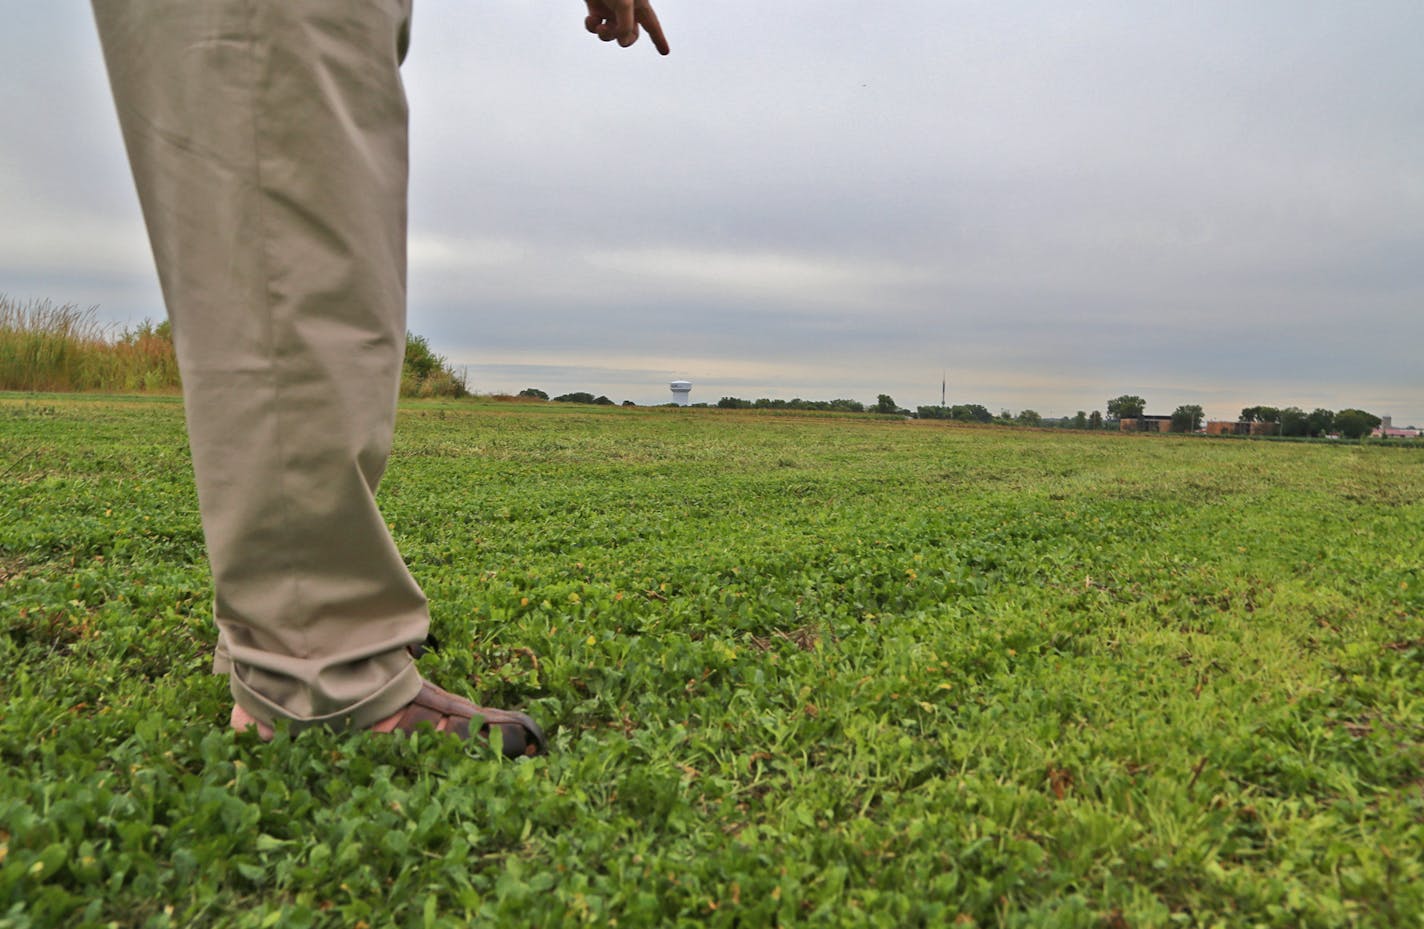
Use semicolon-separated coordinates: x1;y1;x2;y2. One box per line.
93;0;426;729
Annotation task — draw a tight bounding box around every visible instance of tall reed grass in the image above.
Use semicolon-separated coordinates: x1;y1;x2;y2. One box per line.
1;294;471;398
0;295;180;393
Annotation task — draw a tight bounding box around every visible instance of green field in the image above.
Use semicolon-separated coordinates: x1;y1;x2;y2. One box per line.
2;394;1421;928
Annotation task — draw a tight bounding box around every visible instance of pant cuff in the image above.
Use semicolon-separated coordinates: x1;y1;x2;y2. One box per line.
230;656;424;733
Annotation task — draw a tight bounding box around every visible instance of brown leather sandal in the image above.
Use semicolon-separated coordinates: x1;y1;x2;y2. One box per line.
390;681;547;757
231;681;548;758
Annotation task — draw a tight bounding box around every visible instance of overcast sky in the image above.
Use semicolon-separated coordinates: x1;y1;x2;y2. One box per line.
4;3;1422;423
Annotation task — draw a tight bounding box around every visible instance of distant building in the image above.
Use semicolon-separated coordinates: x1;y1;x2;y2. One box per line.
1373;416;1422;438
1204;421;1280;436
1119;415;1174;433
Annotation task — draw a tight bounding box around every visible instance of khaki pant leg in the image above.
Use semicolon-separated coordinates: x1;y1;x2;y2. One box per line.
93;0;425;729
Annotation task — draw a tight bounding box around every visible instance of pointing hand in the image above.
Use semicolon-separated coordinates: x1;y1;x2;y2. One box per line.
584;0;670;55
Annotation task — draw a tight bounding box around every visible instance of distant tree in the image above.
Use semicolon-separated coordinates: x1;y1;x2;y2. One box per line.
1072;411;1088;430
1089;410;1103;430
1334;409;1381;439
593;395;614;405
1240;405;1280;425
1170;404;1204;433
553;391;597;404
1279;406;1310;437
621;400;636;407
1016;409;1043;427
875;394;898;414
1306;408;1335;437
718;397;751;409
1107;395;1146;420
518;387;548;400
402;332;468;398
403;333;439;380
917;404;992;422
950;404;993;423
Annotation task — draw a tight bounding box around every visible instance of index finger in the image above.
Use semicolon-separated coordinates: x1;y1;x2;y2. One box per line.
638;5;670;56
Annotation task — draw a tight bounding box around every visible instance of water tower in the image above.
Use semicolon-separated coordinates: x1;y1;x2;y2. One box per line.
670;380;692;406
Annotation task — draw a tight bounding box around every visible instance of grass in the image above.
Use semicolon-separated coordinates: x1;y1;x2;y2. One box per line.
0;298;179;395
1;394;1421;928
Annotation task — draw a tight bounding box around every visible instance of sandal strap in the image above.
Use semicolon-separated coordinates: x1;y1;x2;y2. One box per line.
391;682;547;757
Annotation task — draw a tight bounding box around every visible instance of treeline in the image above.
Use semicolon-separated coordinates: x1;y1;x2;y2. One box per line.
556;392;614;405
515;392;880;411
1238;405;1381;439
915;403;995;423
423;374;1402;439
710;391;1398;441
517;389;618;406
715;396;890;413
723;397;1053;425
1092;394;1387;438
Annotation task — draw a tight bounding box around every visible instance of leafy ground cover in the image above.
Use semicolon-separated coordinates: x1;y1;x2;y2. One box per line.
1;394;1421;928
